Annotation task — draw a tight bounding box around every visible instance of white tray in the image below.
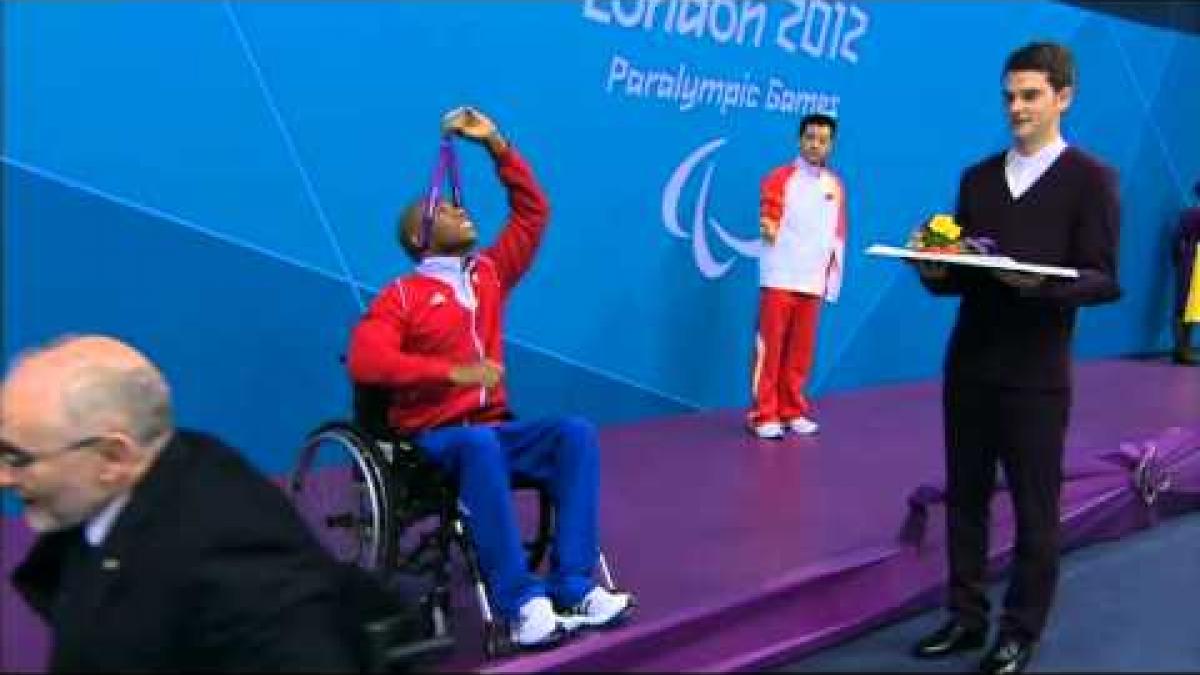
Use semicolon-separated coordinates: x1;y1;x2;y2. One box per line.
866;244;1079;278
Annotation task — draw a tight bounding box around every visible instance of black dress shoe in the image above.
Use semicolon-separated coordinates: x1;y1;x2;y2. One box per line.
978;634;1035;674
911;620;987;658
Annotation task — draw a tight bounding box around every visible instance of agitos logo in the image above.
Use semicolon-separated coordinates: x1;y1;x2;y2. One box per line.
661;138;761;280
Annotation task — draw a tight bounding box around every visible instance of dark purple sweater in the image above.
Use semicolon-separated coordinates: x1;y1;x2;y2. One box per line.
922;147;1122;390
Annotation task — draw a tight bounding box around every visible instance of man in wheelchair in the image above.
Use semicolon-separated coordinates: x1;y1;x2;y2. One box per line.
346;107;634;650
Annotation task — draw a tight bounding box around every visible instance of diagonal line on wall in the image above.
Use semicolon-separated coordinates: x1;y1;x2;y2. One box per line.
221;4;699;414
808;262;907;394
1105;19;1189;202
504;332;705;411
804;2;1057;396
812;8;1183;396
2;155;368;291
5;152;699;412
222;1;364;311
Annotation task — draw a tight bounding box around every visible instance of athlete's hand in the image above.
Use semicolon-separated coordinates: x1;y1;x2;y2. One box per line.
760;217;779;245
448;359;504;388
442;106;508;154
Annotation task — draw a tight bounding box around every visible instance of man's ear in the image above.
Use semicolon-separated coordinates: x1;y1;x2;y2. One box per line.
1055;85;1074;113
95;433;140;485
400;199;428;250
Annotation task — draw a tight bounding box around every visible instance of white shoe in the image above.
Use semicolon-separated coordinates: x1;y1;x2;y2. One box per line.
787;416;820;435
562;586;634;629
510;596;568;648
752;422;785;439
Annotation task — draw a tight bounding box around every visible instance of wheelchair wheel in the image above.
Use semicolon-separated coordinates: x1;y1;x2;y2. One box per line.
289;422;395;571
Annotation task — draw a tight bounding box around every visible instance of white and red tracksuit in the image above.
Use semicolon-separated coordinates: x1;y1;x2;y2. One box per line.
749;157;847;427
346;146;549;435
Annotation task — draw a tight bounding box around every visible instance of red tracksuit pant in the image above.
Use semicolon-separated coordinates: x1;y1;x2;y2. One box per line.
749;287;821;426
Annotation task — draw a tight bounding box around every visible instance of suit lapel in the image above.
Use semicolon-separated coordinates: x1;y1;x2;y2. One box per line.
71;434;193;618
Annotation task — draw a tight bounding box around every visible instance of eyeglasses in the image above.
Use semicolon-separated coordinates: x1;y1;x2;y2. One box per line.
0;435;106;470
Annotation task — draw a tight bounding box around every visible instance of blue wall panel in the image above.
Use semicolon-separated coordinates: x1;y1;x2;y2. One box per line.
4;1;1199;476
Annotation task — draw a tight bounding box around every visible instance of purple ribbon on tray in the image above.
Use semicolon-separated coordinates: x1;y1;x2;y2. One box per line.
961;236;998;255
417;134;464;251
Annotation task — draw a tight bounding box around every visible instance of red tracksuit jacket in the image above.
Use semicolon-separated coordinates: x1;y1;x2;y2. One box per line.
346;147;550;434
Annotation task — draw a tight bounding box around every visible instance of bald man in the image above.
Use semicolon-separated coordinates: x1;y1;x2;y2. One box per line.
0;335;377;672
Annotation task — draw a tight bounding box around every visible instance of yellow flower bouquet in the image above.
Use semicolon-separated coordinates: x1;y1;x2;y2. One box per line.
909;214;995;254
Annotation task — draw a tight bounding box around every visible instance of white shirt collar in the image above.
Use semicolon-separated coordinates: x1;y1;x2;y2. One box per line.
1007;136;1067;167
1005;136;1068;199
792;155;823;178
416;255;477;308
84;492;130;547
416;255;466;274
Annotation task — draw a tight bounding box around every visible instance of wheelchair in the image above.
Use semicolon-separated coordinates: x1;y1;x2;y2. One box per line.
287;382;619;660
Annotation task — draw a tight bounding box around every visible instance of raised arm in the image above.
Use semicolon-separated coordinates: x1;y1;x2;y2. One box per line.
442;107;550;291
482;144;551;290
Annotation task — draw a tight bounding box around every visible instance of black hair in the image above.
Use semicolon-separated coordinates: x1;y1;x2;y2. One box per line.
798;112;838;138
1004;41;1076;91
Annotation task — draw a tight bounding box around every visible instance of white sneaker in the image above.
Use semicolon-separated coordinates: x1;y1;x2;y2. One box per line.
510;596;568;648
787;416;820;435
752;422;785;439
563;586;634;629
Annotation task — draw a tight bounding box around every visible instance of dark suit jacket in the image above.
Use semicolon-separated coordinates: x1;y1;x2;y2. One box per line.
12;429;373;673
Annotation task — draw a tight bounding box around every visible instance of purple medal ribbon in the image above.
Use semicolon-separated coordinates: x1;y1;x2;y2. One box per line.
962;236;998;255
418;135;464;251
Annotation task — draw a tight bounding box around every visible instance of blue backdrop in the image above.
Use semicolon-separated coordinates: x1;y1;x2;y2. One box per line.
4;1;1199;479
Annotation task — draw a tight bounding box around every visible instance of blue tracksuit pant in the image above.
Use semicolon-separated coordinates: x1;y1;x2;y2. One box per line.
414;416;600;619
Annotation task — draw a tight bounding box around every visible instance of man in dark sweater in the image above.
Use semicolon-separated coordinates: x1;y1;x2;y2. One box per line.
909;42;1121;675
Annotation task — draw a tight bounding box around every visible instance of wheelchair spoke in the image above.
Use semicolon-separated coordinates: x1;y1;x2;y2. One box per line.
288;428;391;570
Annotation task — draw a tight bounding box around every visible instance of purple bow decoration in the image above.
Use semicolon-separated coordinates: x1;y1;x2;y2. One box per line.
1132;445;1174;506
1099;429;1197;507
896;427;1200;548
418;135;464;251
961;236;998;255
897;484;945;549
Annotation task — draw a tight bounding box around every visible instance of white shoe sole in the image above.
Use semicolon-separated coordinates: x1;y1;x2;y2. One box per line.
511;623;571;651
751;424;785;439
559;592;637;631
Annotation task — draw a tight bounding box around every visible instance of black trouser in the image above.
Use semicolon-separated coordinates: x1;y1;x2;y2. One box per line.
943;381;1070;640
